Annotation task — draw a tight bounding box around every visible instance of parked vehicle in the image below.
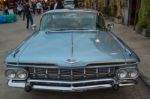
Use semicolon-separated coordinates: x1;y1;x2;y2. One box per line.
5;9;140;92
64;0;74;8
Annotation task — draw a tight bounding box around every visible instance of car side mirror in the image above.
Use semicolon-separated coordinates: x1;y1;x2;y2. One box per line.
107;23;114;31
31;24;37;32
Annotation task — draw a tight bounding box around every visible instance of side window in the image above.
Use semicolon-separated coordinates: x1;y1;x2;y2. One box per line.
96;14;105;30
40;14;52;30
40;15;47;30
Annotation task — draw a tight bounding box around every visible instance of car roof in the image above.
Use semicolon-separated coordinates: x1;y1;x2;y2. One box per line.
43;9;98;15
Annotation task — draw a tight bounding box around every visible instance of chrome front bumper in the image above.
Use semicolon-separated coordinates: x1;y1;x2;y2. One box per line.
8;78;136;92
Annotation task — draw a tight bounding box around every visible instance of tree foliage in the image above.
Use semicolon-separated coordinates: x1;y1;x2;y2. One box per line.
136;0;150;36
136;0;150;28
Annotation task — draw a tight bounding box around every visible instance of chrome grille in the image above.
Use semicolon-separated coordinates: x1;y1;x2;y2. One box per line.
29;67;116;81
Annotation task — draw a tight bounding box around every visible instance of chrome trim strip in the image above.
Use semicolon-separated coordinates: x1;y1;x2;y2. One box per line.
86;64;137;68
8;80;25;88
32;84;112;91
8;80;135;91
6;64;58;68
119;83;135;86
27;78;115;84
6;63;138;68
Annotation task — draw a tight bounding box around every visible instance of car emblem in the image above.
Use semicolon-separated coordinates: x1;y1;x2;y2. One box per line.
65;59;77;64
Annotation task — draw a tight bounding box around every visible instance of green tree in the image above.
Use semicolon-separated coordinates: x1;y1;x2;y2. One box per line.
136;0;150;36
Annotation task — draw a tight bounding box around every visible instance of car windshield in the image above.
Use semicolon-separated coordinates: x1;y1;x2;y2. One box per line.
40;12;97;31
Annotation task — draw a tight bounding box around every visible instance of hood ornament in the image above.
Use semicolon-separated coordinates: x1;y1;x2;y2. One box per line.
65;58;77;64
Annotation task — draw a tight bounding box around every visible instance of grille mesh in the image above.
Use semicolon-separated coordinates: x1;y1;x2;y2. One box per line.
29;67;116;81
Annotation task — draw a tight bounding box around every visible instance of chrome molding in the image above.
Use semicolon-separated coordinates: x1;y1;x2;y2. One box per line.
28;66;116;80
6;62;138;68
27;78;115;84
8;79;135;91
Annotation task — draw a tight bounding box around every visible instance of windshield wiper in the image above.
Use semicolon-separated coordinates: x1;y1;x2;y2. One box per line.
45;29;68;34
75;28;89;30
51;29;69;31
45;28;91;32
51;28;89;31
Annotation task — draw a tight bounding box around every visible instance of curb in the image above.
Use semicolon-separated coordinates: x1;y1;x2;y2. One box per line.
139;70;150;88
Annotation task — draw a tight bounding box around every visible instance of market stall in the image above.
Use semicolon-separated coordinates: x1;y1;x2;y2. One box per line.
0;13;16;24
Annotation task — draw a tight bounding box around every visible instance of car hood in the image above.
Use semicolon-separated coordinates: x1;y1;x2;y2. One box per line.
15;30;127;67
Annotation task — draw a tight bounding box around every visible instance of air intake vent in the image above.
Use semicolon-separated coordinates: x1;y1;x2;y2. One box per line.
29;67;116;81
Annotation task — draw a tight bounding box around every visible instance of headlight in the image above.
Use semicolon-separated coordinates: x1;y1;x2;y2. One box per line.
129;69;138;79
117;68;139;79
5;68;28;80
5;69;16;79
117;69;128;79
17;69;28;79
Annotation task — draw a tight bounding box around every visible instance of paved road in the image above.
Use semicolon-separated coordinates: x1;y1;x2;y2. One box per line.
0;16;150;99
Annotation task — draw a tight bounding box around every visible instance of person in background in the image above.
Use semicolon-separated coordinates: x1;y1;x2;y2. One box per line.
42;2;48;12
22;3;26;20
3;1;9;15
74;0;78;8
31;2;36;14
49;0;55;10
4;5;9;15
17;3;23;16
36;1;42;14
25;2;34;29
54;0;64;9
0;2;2;11
13;0;18;14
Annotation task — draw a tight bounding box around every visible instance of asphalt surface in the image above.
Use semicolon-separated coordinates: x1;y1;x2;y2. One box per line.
0;15;150;99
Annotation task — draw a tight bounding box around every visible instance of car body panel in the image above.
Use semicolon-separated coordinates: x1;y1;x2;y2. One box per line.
5;30;139;68
5;9;140;92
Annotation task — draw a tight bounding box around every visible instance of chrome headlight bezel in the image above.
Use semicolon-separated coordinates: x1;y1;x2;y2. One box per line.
5;68;28;80
116;68;139;80
16;69;28;79
128;69;139;79
117;69;128;79
5;69;16;79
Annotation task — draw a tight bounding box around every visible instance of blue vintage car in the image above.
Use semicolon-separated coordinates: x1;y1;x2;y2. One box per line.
5;9;140;92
